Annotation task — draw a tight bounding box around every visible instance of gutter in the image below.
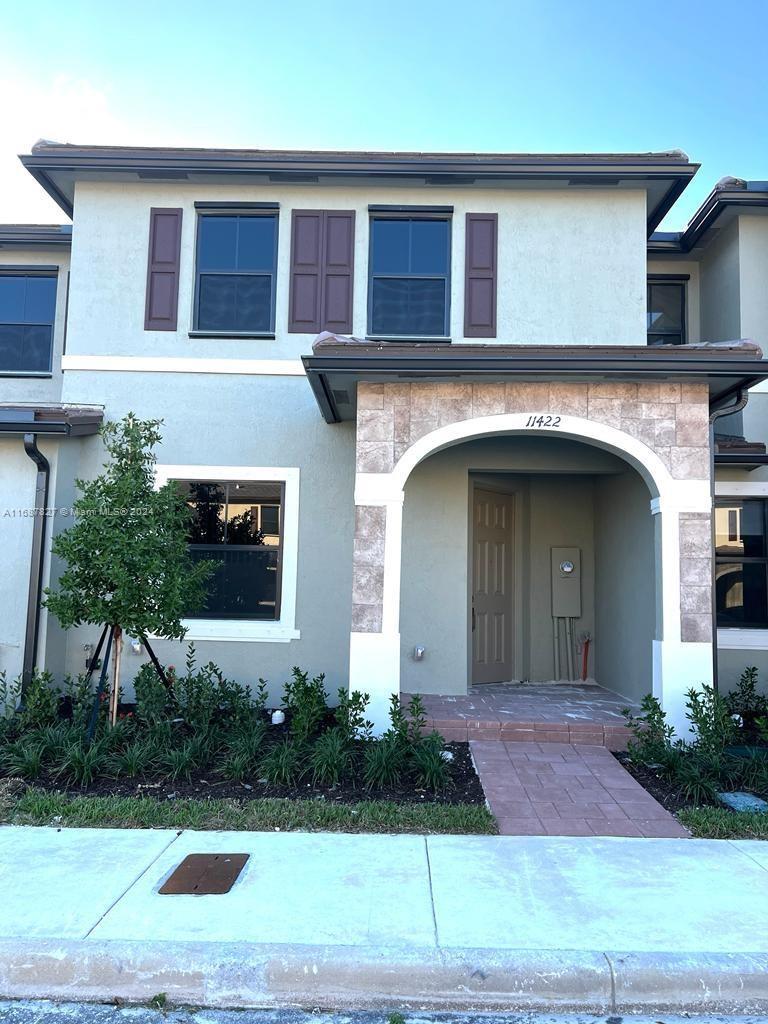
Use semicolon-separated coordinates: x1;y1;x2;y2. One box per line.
21;434;50;692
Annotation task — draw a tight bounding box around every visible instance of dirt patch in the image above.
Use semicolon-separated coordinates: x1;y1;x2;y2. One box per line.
613;752;708;815
17;741;486;807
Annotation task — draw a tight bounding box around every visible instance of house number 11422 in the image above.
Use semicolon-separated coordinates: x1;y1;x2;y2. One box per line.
525;415;562;428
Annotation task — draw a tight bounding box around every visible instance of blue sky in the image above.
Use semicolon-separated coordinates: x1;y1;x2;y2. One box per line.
2;0;767;227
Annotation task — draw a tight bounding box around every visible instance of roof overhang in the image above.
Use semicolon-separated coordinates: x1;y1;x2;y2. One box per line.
0;404;103;436
0;225;72;250
19;143;698;236
303;340;768;424
648;180;768;255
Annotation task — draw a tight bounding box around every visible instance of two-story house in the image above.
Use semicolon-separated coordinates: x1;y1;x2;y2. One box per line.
2;143;768;734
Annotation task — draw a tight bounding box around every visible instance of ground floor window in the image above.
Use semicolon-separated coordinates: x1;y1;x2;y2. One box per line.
176;478;283;620
715;498;768;628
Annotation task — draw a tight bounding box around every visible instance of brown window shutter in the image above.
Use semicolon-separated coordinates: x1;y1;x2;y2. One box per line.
464;213;497;338
322;211;355;334
289;210;355;334
288;211;323;333
144;208;183;331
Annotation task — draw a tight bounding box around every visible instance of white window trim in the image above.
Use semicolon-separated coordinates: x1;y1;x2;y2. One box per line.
715;481;768;496
718;628;768;651
154;464;300;643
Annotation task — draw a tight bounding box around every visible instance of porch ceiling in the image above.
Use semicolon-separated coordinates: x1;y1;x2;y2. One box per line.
302;337;768;423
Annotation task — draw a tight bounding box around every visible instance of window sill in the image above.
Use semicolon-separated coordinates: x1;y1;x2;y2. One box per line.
365;336;451;344
166;618;300;643
0;371;53;378
717;628;768;650
188;331;276;340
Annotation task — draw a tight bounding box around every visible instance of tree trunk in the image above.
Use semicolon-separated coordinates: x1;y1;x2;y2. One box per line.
109;625;123;726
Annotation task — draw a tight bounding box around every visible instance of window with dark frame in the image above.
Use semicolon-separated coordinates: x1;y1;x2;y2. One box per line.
178;479;283;620
647;280;686;346
368;216;451;338
194;212;278;334
715;498;768;628
0;271;57;373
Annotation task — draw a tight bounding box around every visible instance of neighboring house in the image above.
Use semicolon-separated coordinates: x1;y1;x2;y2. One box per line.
2;142;768;733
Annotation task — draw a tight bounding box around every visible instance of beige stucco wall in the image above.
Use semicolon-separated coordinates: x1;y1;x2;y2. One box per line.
66;180;648;358
700;219;741;344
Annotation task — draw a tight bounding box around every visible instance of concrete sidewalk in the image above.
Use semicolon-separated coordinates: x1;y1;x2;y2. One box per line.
1;826;768;1013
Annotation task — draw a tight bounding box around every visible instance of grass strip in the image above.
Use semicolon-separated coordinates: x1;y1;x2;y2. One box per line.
1;787;497;835
678;805;768;839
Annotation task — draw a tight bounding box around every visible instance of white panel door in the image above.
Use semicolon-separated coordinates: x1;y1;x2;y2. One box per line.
472;489;514;684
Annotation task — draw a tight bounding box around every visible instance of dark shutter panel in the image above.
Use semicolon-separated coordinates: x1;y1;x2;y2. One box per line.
321;211;355;334
144;208;183;331
288;211;323;333
464;213;497;338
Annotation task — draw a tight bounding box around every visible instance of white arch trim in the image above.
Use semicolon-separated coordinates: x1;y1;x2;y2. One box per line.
355;413;710;511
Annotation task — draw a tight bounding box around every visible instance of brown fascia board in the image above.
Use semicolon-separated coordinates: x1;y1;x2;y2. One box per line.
19;144;698;231
649;180;768;255
0;224;72;249
302;342;768;423
0;404;103;436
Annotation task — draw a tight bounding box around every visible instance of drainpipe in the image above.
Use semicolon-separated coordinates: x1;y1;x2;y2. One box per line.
709;389;749;692
21;433;50;693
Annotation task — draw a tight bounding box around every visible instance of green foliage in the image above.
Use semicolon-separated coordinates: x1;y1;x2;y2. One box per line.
3;740;44;779
19;671;59;731
334;688;372;742
283;667;328;743
725;666;768;723
62;673;95;731
162;741;199;782
260;739;304;786
310;727;351;786
411;733;450;792
679;805;768;840
108;740;158;778
624;694;676;764
363;737;405;790
58;740;107;787
685;685;737;754
221;751;251;782
133;662;169;727
0;671;21;721
44;414;214;639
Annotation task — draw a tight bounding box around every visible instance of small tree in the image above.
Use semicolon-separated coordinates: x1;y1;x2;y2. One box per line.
45;414;213;723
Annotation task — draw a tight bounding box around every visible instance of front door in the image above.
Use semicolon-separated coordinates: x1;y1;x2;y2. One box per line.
472;489;514;684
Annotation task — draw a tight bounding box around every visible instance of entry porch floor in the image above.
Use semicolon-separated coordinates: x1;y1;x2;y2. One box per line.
405;682;638;749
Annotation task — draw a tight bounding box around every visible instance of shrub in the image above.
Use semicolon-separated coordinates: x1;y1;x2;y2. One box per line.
108;740;158;778
172;647;220;734
227;722;267;763
725;666;768;728
671;756;720;805
334;688;372;742
624;694;676;764
283;668;328;743
221;751;251;782
162;742;198;782
411;733;450;792
133;662;169;727
19;671;59;731
685;685;737;754
363;737;405;790
310;727;351;786
260;739;304;786
61;673;95;730
58;741;107;787
3;740;44;780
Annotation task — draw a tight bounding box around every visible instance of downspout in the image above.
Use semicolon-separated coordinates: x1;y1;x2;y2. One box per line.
21;433;50;693
709;389;749;692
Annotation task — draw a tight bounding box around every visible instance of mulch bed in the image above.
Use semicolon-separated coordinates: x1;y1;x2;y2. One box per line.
14;741;486;807
613;751;707;815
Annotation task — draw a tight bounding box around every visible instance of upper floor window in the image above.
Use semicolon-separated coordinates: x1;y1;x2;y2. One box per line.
179;478;283;620
716;498;768;628
194;212;277;334
368;216;451;338
647;279;686;346
0;271;57;374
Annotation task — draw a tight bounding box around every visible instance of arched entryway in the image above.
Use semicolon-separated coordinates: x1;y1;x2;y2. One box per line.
349;387;713;735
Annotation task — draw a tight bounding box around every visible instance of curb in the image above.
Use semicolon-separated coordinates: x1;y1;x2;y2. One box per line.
1;940;767;1013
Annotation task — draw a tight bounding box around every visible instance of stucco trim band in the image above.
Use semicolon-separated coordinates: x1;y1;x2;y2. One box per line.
61;355;306;376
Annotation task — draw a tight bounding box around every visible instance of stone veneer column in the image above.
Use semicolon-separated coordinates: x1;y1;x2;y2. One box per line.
349;378;714;734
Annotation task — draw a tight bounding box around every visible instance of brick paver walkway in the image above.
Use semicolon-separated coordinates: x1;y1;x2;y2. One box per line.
471;739;689;838
407;683;637;748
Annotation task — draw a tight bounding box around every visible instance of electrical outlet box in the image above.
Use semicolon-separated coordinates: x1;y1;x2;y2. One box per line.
551;547;581;618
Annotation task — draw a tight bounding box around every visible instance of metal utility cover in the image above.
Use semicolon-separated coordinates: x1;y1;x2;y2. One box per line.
159;853;249;895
